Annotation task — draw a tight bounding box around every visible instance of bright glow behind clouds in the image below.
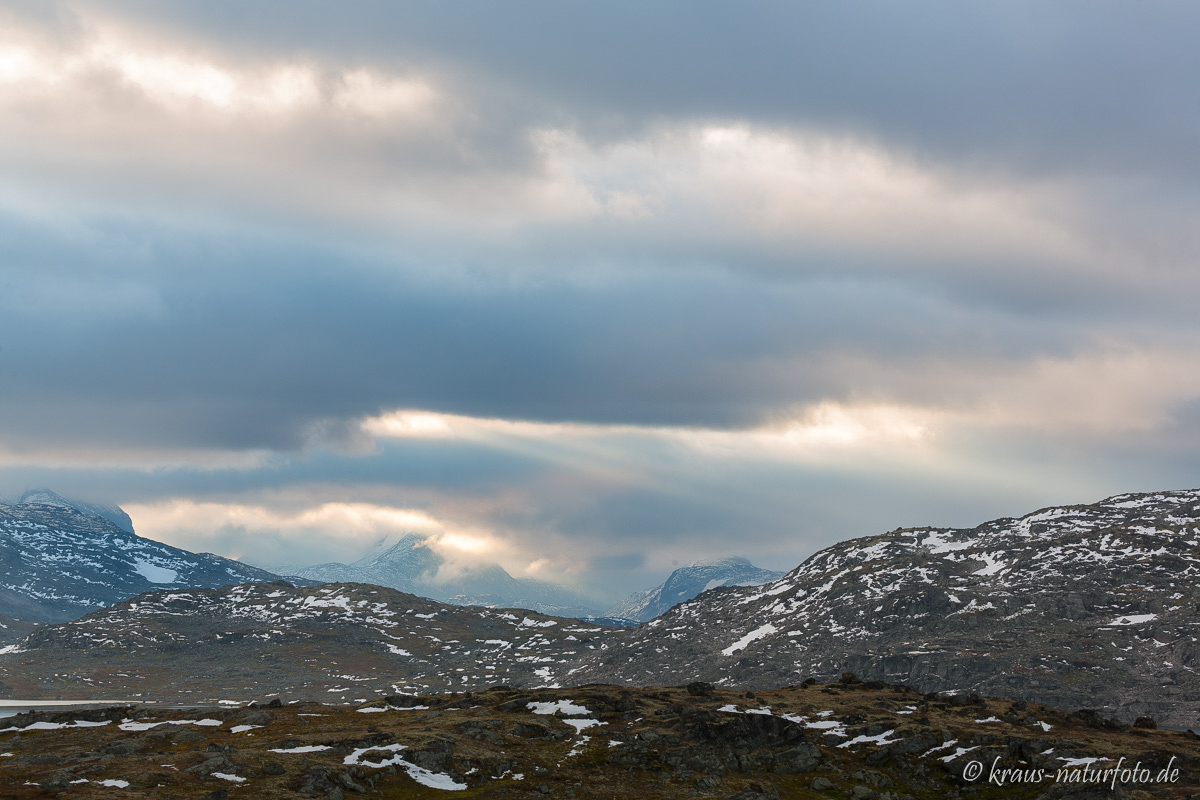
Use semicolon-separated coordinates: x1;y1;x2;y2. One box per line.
0;20;433;116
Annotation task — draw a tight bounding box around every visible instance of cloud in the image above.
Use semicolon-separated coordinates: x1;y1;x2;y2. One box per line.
121;497;514;572
4;3;1199;306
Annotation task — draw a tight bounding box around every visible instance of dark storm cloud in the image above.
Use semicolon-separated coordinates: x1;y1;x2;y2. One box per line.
0;210;1107;456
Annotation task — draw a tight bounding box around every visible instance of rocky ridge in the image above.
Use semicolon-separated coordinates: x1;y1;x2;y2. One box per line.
0;581;621;702
568;489;1200;729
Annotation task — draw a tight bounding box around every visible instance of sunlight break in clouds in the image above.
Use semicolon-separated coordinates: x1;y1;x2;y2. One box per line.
0;20;433;117
122;499;504;569
363;404;936;460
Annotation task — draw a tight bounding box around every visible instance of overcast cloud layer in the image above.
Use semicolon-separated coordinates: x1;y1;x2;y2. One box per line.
2;2;1198;599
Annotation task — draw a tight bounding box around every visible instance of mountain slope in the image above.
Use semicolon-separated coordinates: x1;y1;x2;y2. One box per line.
606;556;785;622
0;581;621;701
0;501;285;623
284;535;601;617
570;489;1200;727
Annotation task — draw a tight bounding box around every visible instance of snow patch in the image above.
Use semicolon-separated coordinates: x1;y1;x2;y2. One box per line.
133;560;178;584
721;624;777;656
270;745;331;754
527;699;590;716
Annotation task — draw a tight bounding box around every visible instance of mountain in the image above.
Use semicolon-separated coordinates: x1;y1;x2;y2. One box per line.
0;498;286;623
0;581;621;701
606;556;785;622
569;489;1200;728
15;487;135;533
5;487;1198;727
282;534;602;618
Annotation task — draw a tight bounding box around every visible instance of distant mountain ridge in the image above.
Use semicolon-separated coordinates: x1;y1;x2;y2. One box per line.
0;492;287;623
606;556;785;622
281;534;601;618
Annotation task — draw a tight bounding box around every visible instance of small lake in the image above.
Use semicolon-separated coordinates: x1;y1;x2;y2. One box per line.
0;700;142;719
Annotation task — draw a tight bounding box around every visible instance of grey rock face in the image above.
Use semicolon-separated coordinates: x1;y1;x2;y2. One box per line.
0;500;285;623
571;489;1200;729
606;557;785;622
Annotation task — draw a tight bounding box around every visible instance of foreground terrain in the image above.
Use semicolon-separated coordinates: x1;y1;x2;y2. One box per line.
1;678;1197;799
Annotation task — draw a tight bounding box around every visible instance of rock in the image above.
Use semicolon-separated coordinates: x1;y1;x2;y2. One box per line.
726;783;780;800
19;754;64;765
186;754;237;775
852;769;893;788
810;776;835;791
1133;715;1157;729
38;773;72;790
775;743;822;773
850;786;878;800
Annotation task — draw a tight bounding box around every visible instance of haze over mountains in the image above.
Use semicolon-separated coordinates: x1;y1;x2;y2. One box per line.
274;535;604;619
0;487;774;629
606;557;785;623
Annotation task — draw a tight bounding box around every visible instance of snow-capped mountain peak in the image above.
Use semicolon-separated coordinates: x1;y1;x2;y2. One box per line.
0;497;286;623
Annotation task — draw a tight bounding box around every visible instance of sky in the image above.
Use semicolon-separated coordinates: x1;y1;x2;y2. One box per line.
2;1;1199;603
